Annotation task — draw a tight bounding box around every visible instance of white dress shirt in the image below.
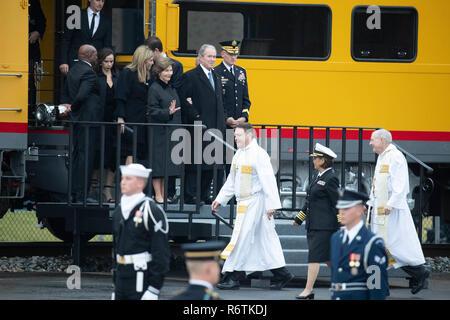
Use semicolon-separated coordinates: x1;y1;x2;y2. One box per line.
343;220;363;244
318;167;332;177
223;61;234;75
200;63;213;79
189;279;214;291
87;7;100;36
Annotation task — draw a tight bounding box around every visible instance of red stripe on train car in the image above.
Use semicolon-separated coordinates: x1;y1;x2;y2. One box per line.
0;122;28;133
254;128;450;141
28;130;70;134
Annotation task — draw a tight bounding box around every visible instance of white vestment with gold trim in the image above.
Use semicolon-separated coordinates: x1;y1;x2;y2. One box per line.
368;143;425;268
215;139;285;273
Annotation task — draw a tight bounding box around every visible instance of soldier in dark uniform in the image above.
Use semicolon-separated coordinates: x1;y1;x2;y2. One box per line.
215;40;251;130
293;143;340;299
330;189;389;300
215;40;252;192
112;163;170;300
171;241;225;300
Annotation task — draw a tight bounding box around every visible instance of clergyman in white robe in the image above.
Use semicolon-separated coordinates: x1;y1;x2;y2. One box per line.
215;138;286;272
368;129;429;294
213;126;293;290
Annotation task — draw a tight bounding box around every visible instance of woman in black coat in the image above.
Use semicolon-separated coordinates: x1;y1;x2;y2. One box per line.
147;57;182;203
292;143;340;299
115;45;154;165
93;47;118;202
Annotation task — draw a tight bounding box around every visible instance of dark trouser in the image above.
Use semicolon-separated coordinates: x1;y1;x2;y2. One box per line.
72;124;97;199
401;264;428;281
168;176;176;198
223;271;246;282
184;169;213;202
115;265;150;300
270;267;291;281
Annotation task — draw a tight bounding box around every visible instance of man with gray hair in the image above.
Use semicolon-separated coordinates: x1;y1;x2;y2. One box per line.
368;129;429;295
179;44;225;204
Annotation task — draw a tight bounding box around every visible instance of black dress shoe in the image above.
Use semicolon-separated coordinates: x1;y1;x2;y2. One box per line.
296;292;315;300
270;272;294;290
411;268;431;294
216;279;240;290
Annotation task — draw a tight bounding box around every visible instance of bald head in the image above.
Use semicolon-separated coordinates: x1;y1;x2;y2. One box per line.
78;45;97;65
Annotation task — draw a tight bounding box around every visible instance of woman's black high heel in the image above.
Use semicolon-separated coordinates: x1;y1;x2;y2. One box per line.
296;292;315;300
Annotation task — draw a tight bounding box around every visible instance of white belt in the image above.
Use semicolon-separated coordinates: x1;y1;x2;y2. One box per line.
330;282;368;292
116;252;152;265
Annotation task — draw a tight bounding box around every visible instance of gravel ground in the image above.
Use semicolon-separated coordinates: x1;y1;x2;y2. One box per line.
1;255;449;273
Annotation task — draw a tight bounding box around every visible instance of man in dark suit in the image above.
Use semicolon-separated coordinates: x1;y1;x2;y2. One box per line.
144;36;183;90
171;241;225;300
144;36;184;203
28;0;46;116
59;0;111;75
330;189;389;300
179;44;226;204
61;45;100;202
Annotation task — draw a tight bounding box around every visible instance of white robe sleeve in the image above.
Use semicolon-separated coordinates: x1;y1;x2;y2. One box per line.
214;158;236;206
256;149;282;211
387;151;410;209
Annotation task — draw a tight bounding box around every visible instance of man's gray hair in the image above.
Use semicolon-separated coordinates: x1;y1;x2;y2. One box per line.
198;44;216;57
373;129;392;144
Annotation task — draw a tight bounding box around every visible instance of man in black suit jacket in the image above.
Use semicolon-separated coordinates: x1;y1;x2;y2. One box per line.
59;0;112;75
28;0;46;116
179;44;226;204
61;45;100;202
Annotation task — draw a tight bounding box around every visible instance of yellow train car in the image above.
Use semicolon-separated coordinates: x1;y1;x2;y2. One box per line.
1;0;449;225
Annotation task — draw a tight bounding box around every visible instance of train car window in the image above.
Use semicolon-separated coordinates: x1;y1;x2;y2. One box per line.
351;6;418;62
103;0;145;55
174;1;331;60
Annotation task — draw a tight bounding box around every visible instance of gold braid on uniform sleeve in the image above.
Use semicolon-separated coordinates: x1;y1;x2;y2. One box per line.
294;211;307;225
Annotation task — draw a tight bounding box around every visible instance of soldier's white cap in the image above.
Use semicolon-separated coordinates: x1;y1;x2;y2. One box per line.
120;163;152;178
310;143;337;159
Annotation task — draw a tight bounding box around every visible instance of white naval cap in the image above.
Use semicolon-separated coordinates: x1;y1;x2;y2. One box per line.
120;163;152;178
310;143;337;159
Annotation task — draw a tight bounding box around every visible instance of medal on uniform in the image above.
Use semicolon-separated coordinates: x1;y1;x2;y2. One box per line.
349;253;361;275
134;210;143;227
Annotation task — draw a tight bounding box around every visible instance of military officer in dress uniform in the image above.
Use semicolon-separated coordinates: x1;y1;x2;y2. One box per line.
112;163;170;300
293;143;340;299
215;40;251;130
330;189;389;300
215;40;252;187
171;241;225;300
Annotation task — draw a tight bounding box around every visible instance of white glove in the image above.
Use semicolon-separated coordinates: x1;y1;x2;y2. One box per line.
141;290;158;300
111;292;115;300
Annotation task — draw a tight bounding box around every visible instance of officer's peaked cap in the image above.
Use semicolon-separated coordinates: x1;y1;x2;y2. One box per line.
182;241;226;261
120;163;152;178
336;189;369;209
220;40;240;54
310;143;337;159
